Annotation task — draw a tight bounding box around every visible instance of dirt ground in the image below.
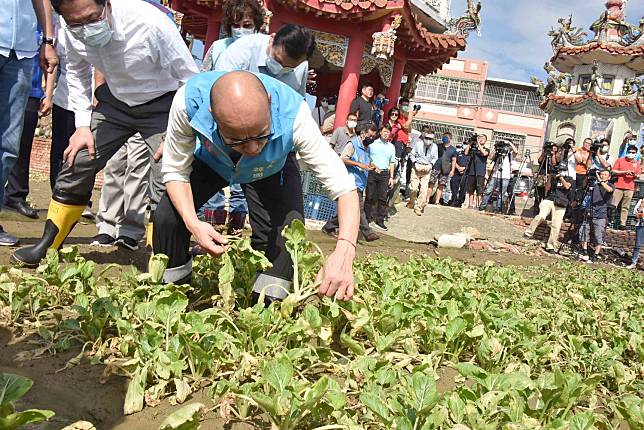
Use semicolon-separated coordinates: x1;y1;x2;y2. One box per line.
0;179;584;429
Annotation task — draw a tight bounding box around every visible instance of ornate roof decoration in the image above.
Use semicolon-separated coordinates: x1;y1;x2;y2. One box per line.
554;40;644;56
547;15;587;49
541;92;644;115
371;14;402;59
446;0;481;38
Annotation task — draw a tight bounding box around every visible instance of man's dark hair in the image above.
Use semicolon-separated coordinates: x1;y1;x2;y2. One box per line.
365;124;378;134
398;97;410;105
381;124;392;132
627;144;638;153
600;138;610;144
361;82;374;89
421;125;430;132
444;131;453;138
222;0;264;36
52;0;105;13
273;24;315;60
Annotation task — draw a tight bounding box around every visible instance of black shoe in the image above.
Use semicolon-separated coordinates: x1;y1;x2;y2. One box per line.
250;291;281;307
374;222;388;231
363;232;380;242
545;248;556;254
90;233;115;247
115;236;139;251
321;227;338;238
0;225;19;246
4;201;39;219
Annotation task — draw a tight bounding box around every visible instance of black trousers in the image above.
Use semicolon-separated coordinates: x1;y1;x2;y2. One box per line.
4;97;39;205
50;104;75;190
575;173;586;203
153;153;304;281
449;174;465;206
323;189;372;238
365;170;389;224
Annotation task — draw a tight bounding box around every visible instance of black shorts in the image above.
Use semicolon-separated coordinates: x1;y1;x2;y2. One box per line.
466;175;485;194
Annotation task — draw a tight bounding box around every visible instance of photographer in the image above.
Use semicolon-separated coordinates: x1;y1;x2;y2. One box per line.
449;142;470;207
554;138;578;198
372;93;388;128
524;172;573;253
573;138;593;199
609;145;642;230
591;139;611;170
579;169;614;262
534;143;559;209
479;140;518;212
464;134;490;208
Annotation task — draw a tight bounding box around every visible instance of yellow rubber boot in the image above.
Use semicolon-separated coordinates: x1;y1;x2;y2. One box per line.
12;200;85;267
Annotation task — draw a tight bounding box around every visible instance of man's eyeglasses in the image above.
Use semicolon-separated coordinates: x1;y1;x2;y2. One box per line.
67;4;107;28
218;129;272;147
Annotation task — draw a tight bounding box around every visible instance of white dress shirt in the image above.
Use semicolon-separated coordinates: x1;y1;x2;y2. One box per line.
0;0;38;59
215;33;308;96
62;0;198;128
52;23;71;111
162;86;356;200
410;138;438;166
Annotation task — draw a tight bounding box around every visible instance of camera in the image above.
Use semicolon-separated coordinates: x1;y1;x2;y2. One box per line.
494;140;511;156
590;139;602;155
543;140;556;151
560;137;575;152
374;97;389;109
413;104;421;112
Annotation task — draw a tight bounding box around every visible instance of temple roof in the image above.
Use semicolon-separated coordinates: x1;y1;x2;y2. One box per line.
550;41;644;73
541;92;644;115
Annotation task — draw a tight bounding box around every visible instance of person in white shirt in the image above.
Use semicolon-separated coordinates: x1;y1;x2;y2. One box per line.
216;24;314;96
479;140;518;212
406;126;438;213
13;0;199;267
155;71;359;304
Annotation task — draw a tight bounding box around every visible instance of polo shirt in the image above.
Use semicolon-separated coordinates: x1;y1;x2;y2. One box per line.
368;138;395;170
330;126;356;155
350;96;373;126
613;157;641;190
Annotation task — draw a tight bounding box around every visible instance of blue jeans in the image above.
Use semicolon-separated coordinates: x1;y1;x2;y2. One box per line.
632;225;644;265
200;183;248;214
0;52;33;208
480;177;510;211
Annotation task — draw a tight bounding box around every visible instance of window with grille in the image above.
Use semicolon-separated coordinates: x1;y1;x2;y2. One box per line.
412;119;475;144
577;75;591;94
414;76;482;105
491;131;526;155
601;75;615;95
482;84;544;117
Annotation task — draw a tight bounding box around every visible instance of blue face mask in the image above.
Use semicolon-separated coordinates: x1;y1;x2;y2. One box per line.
442;136;449;144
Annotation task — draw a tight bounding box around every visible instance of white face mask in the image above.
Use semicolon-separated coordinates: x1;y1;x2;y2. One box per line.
347;120;357;129
328;104;336;112
266;55;293;77
626;153;636;160
67;8;113;48
601;146;609;154
231;27;255;40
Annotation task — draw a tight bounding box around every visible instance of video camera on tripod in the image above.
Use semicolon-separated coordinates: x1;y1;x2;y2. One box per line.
494;140;512;157
465;133;480;153
589;138;603;156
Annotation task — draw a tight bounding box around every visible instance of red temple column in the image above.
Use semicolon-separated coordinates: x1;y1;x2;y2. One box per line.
334;33;368;129
384;56;407;112
204;11;221;53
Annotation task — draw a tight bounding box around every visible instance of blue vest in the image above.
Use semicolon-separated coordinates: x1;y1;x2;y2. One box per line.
185;71;300;184
347;137;369;191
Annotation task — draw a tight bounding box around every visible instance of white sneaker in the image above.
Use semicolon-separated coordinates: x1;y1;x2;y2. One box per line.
523;230;533;239
625;263;636;269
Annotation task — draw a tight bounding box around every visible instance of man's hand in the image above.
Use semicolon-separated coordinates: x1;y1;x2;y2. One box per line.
307;69;317;85
316;240;355;301
361;163;373;171
388;177;394;188
63;127;94;166
153;138;164;162
39;43;58;73
188;220;228;257
39;96;52;116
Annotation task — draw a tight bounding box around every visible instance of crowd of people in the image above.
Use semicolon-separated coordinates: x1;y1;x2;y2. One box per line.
1;0;642;281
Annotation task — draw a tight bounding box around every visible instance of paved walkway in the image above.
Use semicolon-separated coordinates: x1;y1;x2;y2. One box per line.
384;203;527;244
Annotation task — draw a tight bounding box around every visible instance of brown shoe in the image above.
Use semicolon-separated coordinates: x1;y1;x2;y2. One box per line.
364;232;380;242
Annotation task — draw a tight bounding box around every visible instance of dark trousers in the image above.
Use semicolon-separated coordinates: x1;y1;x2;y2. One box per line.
449;174;465;206
405;157;413;196
50;104;75;189
365;170;389;224
323;189;372;238
575;174;586;202
52;84;168;209
4;97;39;205
153;153;304;282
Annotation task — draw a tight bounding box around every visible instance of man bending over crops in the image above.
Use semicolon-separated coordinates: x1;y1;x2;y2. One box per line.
154;71;360;302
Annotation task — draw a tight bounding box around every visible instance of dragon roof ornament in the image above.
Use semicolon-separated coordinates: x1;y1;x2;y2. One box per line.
446;0;481;38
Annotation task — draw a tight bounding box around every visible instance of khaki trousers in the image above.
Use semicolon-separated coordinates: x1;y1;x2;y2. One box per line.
410;168;431;210
611;188;634;226
528;199;566;250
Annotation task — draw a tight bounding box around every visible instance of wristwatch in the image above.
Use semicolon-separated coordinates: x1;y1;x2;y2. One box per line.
42;37;55;46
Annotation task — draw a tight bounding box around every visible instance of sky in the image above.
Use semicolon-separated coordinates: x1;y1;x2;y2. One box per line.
450;0;644;83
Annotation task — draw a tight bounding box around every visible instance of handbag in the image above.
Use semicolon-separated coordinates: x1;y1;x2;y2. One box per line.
552;191;569;208
414;163;432;175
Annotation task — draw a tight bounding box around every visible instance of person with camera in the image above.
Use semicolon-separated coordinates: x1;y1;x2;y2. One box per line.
591;138;612;170
464;134;490;209
609;145;642;230
406;127;437;215
578;169;614;262
573;138;593;199
554;138;578;196
626;196;644;269
524;171;573;253
534;143;559;210
449;142;470;207
479;140;518;212
372;93;387;127
428;132;457;206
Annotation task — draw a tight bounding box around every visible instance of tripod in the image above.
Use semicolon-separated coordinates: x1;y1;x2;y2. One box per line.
519;150;553;217
481;149;511;213
506;149;532;215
